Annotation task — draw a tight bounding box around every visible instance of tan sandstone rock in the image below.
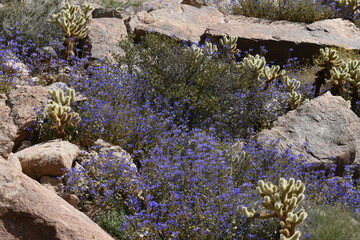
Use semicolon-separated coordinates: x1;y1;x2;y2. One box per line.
15;139;80;180
0;160;114;240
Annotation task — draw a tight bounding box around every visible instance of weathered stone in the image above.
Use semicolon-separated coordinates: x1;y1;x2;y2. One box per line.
256;92;360;178
62;194;81;208
8;86;48;148
94;139;137;169
0;94;17;159
181;0;204;8
15;139;80;180
1;50;30;79
129;4;225;43
0;160;114;240
206;17;360;64
88;17;128;61
92;8;122;18
6;153;21;171
40;175;61;185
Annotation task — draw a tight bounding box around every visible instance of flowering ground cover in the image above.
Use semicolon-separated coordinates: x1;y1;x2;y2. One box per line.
0;0;360;239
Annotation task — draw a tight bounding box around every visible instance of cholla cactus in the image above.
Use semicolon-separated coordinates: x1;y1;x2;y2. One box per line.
283;76;305;110
219;35;239;59
314;48;360;111
47;88;81;139
264;65;287;89
48;3;93;59
205;41;219;55
238;54;266;82
337;0;360;14
314;47;343;96
242;178;307;240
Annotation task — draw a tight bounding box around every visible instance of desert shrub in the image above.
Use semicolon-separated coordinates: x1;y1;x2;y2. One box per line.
0;0;62;54
95;208;129;240
232;0;334;23
117;33;288;139
301;204;360;240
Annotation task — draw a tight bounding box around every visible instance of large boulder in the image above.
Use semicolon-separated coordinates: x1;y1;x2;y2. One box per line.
15;139;80;180
0;160;114;240
256;92;360;178
205;17;360;64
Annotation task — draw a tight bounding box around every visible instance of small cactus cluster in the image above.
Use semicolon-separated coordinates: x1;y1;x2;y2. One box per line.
47;88;81;139
242;178;308;240
314;47;360;110
187;35;306;110
337;0;360;14
219;35;240;59
283;76;305;110
48;3;93;59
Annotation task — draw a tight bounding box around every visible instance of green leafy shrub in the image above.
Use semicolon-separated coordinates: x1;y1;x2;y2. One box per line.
117;33;289;139
95;208;129;240
232;0;334;23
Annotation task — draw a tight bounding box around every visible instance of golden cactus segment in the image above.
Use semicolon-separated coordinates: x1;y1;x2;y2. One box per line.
315;47;343;69
242;178;307;239
47;88;81;139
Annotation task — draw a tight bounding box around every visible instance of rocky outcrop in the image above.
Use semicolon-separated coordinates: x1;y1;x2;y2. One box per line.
15;139;80;180
129;4;225;43
0;94;17;159
127;4;360;64
205;17;360;64
0;160;114;240
8;85;48;148
256;92;360;178
88;17;128;61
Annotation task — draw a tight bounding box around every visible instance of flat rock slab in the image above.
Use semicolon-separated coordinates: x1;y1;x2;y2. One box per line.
0;160;114;240
130;4;360;64
206;16;360;63
130;4;225;43
15;139;80;180
257;92;360;178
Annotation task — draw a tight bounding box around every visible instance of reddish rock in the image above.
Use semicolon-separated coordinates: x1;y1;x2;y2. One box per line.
15;139;80;180
0;160;114;240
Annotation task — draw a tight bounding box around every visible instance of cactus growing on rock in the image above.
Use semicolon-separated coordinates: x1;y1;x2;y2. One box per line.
48;3;93;59
47;87;81;139
242;178;308;240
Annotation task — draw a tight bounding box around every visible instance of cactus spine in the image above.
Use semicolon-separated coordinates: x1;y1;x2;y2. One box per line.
48;3;93;59
47;88;81;139
242;178;307;240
